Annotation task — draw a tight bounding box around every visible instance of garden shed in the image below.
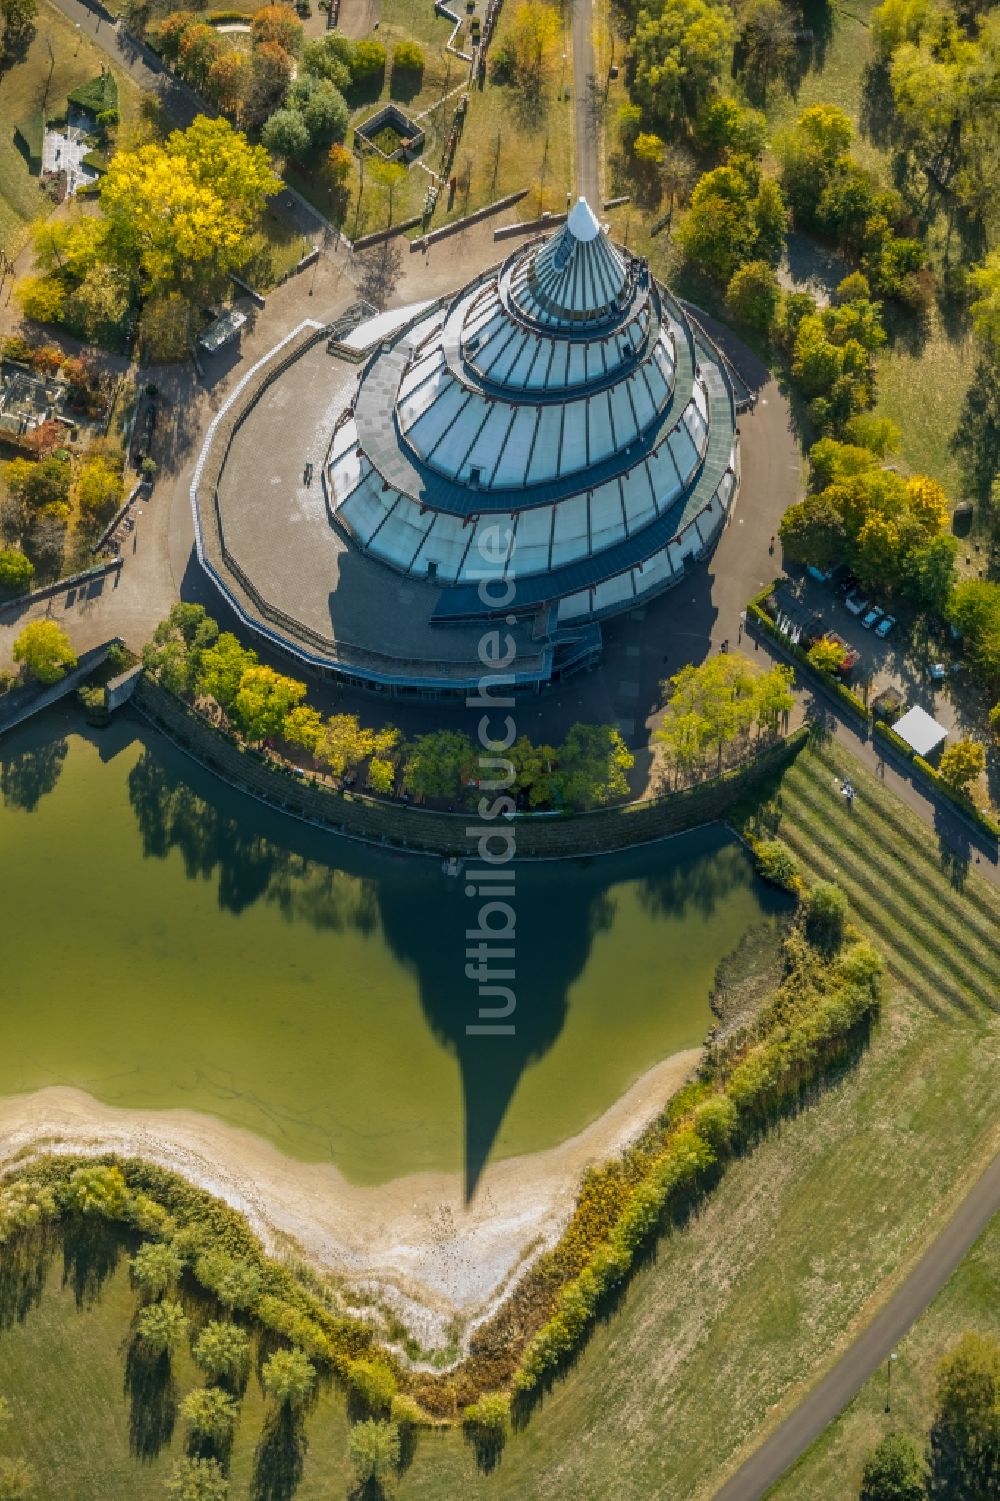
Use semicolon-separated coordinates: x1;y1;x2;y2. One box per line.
891;705;949;759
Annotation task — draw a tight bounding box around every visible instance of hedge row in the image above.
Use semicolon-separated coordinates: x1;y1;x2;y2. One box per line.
509;931;882;1396
874;721;1000;840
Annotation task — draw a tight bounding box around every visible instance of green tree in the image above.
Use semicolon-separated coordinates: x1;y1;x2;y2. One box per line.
859;1432;926;1501
194;1250;263;1312
0;0;37;53
970;251;1000;355
753;837;799;892
403;730;476;799
938;738;986;793
130;1241;184;1300
463;1391;511;1437
558;722;635;807
738;0;797;103
780;492;848;566
725;259;781;333
180;1387;238;1446
290;76;349;146
351;37;387;78
192;1322;252;1390
301;35;352;90
231;665;306;744
261;107;311;160
348;1419;400;1488
0;549;34;596
902;532;957;613
165;1456;229;1501
928;1331;1000;1500
632;0;735;128
195;633;258;711
136;1300;188;1354
12;619;76;685
392;39;424;75
948;581;1000;683
678;159;786;285
803;880;848;950
775;103;853;225
5;455;71;512
261;1348;315;1408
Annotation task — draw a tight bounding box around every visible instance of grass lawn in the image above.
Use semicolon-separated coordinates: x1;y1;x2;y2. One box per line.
1;738;997;1501
770;1209;1000;1500
290;0;574;237
0;2;144;256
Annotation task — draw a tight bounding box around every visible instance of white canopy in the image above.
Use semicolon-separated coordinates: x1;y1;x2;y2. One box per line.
892;705;949;758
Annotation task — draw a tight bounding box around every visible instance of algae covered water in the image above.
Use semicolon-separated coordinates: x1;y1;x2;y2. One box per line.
0;709;786;1186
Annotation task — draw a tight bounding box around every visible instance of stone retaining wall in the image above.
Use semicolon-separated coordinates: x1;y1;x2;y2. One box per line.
134;677;807;859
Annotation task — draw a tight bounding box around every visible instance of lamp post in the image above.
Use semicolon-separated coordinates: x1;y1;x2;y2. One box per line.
74;22;82;56
884;1351;898;1414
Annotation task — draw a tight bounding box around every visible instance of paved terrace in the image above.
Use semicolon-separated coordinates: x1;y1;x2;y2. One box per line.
206;334;555;690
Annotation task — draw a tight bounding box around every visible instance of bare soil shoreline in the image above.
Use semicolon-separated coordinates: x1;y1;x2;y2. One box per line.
0;1049;701;1349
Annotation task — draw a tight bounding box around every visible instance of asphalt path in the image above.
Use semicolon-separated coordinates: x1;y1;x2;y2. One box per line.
571;0;599;205
712;1155;1000;1501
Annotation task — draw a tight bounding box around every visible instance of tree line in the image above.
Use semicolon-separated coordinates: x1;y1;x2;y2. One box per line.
143;603;636;810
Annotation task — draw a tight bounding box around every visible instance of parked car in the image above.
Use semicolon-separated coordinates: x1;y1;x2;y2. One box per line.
845;591;869;616
875;615;896;639
862;606;884;630
929;662;947;680
807;564;835;583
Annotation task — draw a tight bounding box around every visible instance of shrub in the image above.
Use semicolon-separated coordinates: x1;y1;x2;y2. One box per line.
0;548;35;596
351;37;386;77
752;837;799;892
136;1299;188;1353
463;1390;511;1436
346;1356;398;1415
803;880;848;950
392;39;424;74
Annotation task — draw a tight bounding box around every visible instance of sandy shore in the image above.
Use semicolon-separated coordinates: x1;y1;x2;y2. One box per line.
0;1048;701;1349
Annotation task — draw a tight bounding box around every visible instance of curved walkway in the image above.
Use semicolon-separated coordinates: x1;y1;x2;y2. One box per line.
712;1153;1000;1501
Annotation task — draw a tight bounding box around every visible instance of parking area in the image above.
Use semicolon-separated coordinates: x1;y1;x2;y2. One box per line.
777;567;969;736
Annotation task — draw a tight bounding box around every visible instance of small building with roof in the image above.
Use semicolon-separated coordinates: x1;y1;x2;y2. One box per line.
192;198;742;697
892;705;949;759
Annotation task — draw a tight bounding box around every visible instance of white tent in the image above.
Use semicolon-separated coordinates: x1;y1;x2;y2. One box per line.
892;705;949;758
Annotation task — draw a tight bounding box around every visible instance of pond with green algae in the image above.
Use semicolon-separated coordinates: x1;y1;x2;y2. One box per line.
0;708;788;1188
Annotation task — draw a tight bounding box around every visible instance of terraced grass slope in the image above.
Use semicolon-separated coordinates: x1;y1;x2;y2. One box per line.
770;736;999;1020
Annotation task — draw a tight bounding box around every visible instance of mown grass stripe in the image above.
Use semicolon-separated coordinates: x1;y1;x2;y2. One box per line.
802;742;1000;941
783;765;1000;991
776;819;969;1016
780;798;990;1020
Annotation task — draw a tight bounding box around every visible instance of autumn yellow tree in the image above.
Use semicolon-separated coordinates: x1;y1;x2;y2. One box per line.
508;1;561;86
99;116;281;300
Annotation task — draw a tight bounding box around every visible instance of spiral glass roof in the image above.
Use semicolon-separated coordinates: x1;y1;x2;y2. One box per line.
326;200;735;602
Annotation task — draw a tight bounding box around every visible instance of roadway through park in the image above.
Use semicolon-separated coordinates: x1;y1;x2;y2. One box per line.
712;1153;1000;1501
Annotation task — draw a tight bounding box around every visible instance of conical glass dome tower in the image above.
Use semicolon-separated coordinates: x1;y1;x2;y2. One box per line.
327;198;739;635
